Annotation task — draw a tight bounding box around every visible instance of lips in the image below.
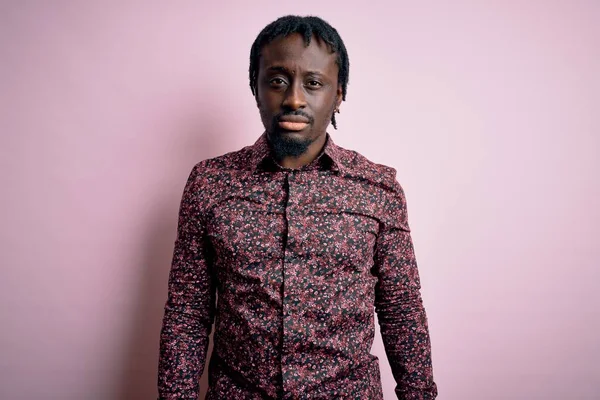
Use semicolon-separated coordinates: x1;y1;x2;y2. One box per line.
277;115;310;131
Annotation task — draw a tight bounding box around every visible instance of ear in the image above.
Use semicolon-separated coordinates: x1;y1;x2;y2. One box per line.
335;84;343;109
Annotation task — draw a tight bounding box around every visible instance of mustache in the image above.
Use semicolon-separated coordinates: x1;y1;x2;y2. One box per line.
273;110;314;125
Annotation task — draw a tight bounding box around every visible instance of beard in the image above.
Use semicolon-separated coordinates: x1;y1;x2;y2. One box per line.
268;131;315;159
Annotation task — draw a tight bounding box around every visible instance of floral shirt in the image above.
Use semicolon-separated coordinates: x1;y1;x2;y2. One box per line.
158;132;437;399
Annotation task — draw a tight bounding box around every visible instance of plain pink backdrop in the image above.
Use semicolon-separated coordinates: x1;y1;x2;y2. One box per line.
1;1;598;399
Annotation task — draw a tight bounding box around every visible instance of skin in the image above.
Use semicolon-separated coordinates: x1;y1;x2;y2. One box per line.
256;33;343;169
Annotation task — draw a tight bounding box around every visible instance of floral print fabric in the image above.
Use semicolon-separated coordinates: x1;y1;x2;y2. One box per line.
158;132;437;399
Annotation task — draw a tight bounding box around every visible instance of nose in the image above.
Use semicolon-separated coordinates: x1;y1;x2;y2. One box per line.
282;81;307;110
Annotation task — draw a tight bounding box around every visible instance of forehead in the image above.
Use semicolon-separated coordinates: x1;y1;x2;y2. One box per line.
259;33;338;75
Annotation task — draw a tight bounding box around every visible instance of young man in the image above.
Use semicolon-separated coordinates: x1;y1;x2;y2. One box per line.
158;15;437;400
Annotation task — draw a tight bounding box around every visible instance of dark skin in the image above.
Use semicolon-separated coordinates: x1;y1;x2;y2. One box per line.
256;33;343;169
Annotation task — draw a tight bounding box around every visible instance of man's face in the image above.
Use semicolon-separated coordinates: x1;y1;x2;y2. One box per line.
256;33;343;157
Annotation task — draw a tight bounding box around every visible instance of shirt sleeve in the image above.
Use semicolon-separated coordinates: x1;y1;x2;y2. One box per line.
157;165;217;399
373;174;438;399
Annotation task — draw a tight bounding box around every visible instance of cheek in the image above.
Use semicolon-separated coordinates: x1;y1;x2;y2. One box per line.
255;92;267;113
257;90;278;112
314;97;336;124
256;98;273;126
258;105;268;123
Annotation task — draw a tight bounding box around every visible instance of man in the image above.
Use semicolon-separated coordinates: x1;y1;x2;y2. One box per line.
158;15;437;400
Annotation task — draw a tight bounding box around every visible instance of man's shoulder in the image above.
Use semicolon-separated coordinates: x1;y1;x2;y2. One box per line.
192;145;254;173
340;144;401;193
180;146;254;209
182;142;260;190
340;146;409;227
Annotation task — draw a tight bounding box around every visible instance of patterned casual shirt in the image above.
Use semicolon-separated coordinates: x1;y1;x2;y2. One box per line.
158;132;437;399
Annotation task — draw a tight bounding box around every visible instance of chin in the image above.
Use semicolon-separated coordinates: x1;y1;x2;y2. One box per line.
269;130;314;158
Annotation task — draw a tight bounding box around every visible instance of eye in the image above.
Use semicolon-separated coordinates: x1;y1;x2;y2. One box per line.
269;78;287;88
306;80;323;89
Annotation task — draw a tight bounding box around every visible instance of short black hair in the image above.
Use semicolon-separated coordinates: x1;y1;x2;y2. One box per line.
249;15;349;129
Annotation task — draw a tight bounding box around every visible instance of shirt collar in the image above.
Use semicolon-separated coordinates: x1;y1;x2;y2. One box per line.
249;131;347;173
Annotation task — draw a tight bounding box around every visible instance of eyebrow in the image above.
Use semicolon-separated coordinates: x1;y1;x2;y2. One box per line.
266;66;324;76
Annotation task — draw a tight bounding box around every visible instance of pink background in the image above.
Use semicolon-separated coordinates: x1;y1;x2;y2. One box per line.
1;1;598;399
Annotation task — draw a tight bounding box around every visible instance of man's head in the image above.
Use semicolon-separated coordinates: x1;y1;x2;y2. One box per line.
249;16;349;159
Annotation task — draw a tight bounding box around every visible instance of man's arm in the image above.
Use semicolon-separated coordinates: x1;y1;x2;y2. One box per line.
373;174;437;399
157;165;216;399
